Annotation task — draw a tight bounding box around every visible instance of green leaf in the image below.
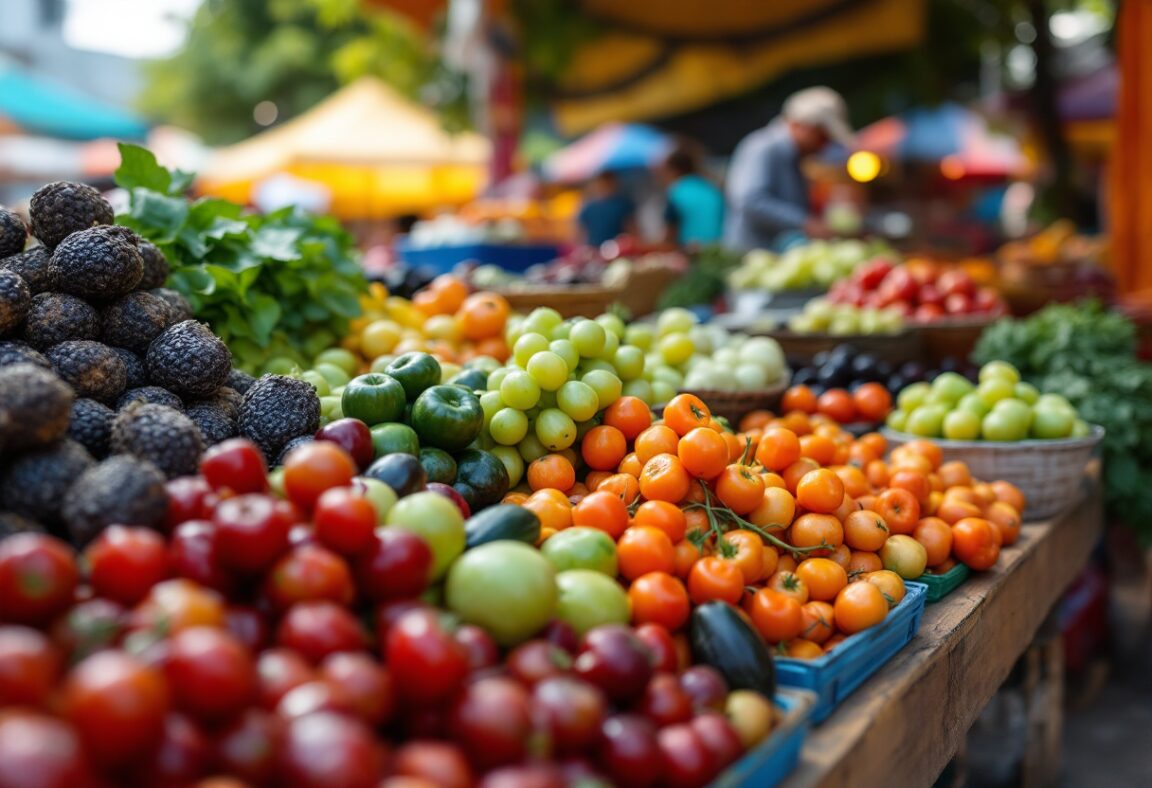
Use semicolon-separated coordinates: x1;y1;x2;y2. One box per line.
251;226;304;260
115;143;172;193
247;294;282;345
126;190;189;242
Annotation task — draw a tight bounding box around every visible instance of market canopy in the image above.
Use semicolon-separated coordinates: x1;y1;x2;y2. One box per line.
854;103;1028;179
197;77;490;218
0;67;148;141
543;123;671;182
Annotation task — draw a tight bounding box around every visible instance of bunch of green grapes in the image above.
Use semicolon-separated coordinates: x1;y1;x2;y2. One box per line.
478;308;657;486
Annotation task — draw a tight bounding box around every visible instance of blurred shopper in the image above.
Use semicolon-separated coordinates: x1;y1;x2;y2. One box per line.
659;144;725;247
724;87;855;250
577;170;635;246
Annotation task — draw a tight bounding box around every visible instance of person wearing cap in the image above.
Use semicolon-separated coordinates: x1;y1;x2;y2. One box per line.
724;87;855;251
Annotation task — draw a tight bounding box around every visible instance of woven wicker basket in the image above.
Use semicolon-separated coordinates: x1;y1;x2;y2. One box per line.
882;426;1104;522
496;285;622;318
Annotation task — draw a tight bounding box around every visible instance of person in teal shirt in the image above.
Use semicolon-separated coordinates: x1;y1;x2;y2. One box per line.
660;145;725;247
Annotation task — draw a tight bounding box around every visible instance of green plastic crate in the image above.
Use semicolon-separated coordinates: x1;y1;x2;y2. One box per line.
917;563;970;602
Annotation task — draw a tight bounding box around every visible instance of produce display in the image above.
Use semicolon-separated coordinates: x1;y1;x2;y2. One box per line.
826;259;1008;322
785;298;905;336
886;360;1091;441
727;240;893;293
0;149;1111;788
469;248;687;291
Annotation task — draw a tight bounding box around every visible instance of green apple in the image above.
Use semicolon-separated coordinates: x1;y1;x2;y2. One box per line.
979;360;1021;385
886;409;908;431
992;398;1034;432
1071;419;1091;438
956;392;991;417
1013;382;1040;405
897;382;931;412
554;569;631;635
1035;393;1076;415
931;372;975;405
977;378;1015;407
982;410;1028;442
943;410;982;440
355;477;398;523
1030;406;1075;439
906;405;948;438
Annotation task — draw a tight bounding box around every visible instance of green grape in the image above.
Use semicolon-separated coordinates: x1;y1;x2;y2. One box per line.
651;366;684;387
625;324;655;351
550;321;572;340
658;333;694;365
536;408;577;451
549;339;580;371
597;331;620;360
527;351;569;391
479;390;505;424
596;313;627;339
582;369;623;408
466;356;501;375
487;367;511;391
648;380;675;405
491;446;525;487
490;408;529;445
612;346;645;381
518;432;549;462
579;359;616;375
570;319;607;358
513;332;551;367
500;370;541;410
625;378;656;403
528;307;563;330
557;380;599;422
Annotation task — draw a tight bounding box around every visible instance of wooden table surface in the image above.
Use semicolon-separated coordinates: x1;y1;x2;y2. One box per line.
780;483;1104;788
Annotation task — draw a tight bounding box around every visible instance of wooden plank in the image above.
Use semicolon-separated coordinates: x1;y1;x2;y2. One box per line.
781;485;1104;788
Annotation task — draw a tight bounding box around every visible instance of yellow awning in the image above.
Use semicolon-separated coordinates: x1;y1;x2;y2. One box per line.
197;77;490;218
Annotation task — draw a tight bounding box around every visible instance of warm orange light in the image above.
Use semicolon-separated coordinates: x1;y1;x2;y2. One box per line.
941;155;965;180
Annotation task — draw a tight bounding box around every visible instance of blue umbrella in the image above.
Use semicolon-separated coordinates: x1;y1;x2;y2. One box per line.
0;68;148;141
544;123;672;182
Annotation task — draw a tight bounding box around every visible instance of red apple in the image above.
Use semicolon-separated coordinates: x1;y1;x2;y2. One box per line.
879;268;918;303
944;293;973;315
914;304;945;322
857;259;893;290
918;284;943;306
938;270;976;298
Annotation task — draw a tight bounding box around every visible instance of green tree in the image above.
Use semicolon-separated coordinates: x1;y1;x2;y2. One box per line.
139;0;467;145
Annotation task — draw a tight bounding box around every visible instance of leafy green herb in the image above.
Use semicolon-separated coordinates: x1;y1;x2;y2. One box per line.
974;301;1152;542
114;143;366;372
658;245;742;310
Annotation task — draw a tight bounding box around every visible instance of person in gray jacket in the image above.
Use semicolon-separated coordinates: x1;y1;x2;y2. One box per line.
724;87;855;251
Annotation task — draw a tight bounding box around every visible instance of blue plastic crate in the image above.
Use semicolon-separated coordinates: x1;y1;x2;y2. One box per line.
774;581;928;723
712;688;818;788
396;241;560;275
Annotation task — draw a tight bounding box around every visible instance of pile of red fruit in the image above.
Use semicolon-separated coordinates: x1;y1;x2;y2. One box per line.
0;438;771;788
827;259;1008;322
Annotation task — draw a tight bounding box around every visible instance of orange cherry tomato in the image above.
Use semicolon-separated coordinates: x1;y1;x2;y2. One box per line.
782;458;821;493
714;465;765;515
789;513;844;557
795;557;848;602
798;434;837;466
785;639;824;660
852;383;893;422
571;491;629;540
990;480;1026;513
584;471;612;491
456;293;509;340
865;569;907;608
747;487;797;533
912;517;953;566
937;461;972;489
755;428;802;472
843;510;891;552
602;396;653;440
687;557;744;605
677;427;729;480
739;410;773;432
618;452;643;478
834;581;888;634
745;589;803;643
523;493;573;533
846;550;883;577
833;465;871;499
875;488;920;535
781;385;818;414
663;394;713;437
633;500;687;544
635;426;680;463
952;517;1001;570
889;469;932;507
628;572;690;630
581;426;628;472
986;502;1021;546
526;454;576;493
795;469;846;514
766;570;809;605
816;389;856;424
800;600;835;644
718;529;766;584
673;539;704;579
639;453;692;504
617;526;677;580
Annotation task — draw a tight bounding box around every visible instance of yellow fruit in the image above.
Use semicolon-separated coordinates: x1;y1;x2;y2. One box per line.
340;335;362;355
368;282;390;301
386;298;426;330
394;338;428;355
424;314;462;343
360;320;402;358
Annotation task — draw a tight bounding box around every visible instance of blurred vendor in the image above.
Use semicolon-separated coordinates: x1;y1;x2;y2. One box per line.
659;145;725;247
577;170;635;246
724;87;855;250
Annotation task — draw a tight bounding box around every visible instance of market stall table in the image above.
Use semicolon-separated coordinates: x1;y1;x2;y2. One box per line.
780;480;1103;788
